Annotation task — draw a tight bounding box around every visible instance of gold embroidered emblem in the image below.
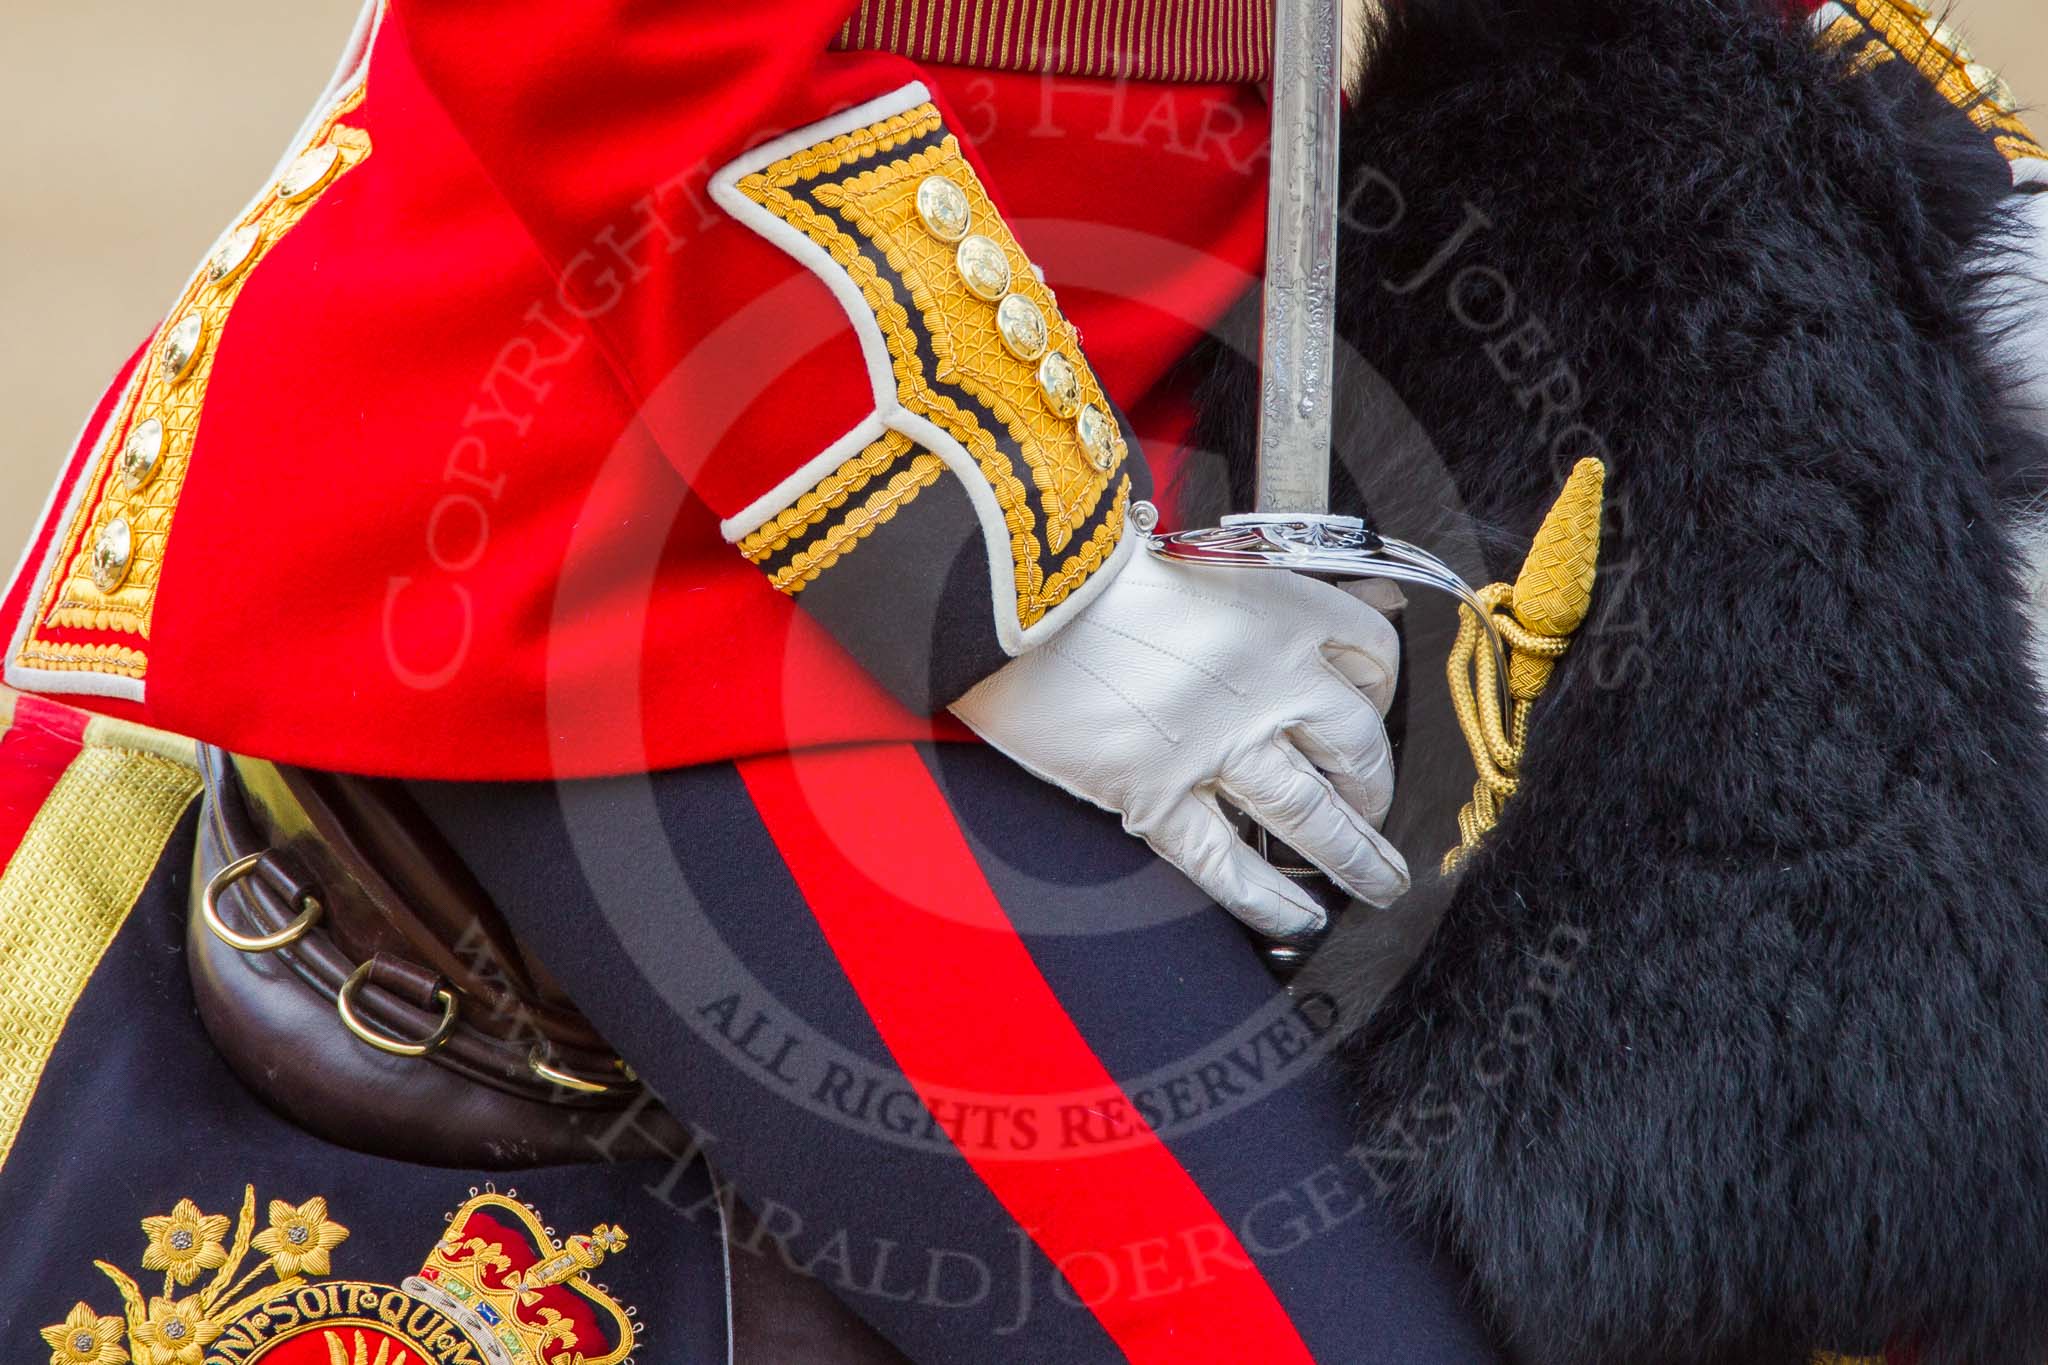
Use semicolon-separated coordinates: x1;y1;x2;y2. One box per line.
16;82;374;685
38;1186;638;1365
1822;0;2043;163
732;102;1130;631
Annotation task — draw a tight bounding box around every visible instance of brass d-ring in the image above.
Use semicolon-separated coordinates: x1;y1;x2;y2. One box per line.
201;851;323;953
529;1044;622;1096
337;961;458;1057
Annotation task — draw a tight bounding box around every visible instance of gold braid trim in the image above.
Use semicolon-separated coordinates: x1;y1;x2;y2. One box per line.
0;739;201;1169
1039;477;1129;607
741;431;917;562
735;148;1045;612
13;641;149;679
1445;458;1604;872
813;139;1125;555
771;451;948;594
1995;132;2044;164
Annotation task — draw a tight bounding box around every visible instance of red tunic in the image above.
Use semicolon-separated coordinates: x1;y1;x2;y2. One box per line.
1;0;1273;779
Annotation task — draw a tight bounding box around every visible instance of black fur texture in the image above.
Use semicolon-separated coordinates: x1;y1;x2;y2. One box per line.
1190;2;2048;1362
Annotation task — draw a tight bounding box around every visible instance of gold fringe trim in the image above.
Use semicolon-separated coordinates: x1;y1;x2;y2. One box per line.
831;0;1276;83
1828;0;2043;162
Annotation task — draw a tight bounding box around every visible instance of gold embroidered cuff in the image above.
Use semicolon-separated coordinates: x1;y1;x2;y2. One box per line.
715;84;1150;685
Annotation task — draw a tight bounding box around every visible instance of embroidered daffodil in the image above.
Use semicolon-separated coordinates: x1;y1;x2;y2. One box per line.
39;1302;127;1365
130;1298;219;1365
251;1195;350;1278
138;1200;229;1286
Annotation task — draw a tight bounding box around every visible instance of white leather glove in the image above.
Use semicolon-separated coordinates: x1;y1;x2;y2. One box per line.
950;548;1407;937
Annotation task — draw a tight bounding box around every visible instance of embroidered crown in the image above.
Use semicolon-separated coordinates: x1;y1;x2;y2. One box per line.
38;1184;637;1365
405;1190;636;1365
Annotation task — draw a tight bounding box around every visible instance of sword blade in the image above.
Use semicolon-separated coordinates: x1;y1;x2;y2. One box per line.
1257;0;1346;515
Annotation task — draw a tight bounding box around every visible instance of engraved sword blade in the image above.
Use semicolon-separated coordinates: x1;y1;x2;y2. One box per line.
1257;0;1345;515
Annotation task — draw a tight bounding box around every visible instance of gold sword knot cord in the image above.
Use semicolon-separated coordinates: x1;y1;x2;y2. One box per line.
1444;457;1606;871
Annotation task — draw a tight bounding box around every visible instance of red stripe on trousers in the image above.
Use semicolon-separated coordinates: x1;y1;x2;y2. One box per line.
737;744;1315;1365
0;695;89;868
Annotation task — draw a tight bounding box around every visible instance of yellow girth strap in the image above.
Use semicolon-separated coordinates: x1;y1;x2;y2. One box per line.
1444;457;1606;871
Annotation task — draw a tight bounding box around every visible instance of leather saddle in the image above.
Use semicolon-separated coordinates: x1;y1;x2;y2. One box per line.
188;744;907;1364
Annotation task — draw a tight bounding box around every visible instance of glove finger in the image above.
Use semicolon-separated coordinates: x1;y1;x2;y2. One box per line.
1288;704;1395;828
1285;575;1400;711
1339;577;1408;619
1220;742;1411;908
1136;796;1328;939
1322;643;1396;715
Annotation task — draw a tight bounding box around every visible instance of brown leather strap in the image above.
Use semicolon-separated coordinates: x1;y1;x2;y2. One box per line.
193;745;635;1109
363;951;445;1011
224;750;610;1051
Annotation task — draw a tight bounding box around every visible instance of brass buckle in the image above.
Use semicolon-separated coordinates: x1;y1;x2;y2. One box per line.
336;961;459;1057
528;1043;625;1096
201;851;323;953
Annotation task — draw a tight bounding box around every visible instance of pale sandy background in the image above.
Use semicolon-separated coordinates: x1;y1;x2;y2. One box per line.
0;0;2042;566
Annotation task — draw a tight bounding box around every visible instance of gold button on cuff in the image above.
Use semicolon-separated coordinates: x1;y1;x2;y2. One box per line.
277;142;342;203
1077;404;1118;471
159;313;205;385
120;418;164;492
206;223;261;286
995;293;1049;361
91;518;133;593
916;174;971;243
956;234;1012;301
1037;350;1082;419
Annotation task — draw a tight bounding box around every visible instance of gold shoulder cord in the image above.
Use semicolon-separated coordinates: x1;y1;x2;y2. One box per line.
1444;457;1605;871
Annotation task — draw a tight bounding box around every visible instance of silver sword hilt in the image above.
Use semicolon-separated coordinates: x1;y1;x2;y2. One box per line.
1133;503;1510;705
1133;502;1511;974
